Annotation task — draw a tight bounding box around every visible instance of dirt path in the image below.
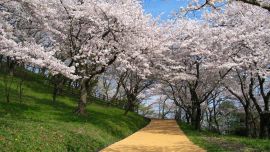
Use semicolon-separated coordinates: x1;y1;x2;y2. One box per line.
101;119;205;152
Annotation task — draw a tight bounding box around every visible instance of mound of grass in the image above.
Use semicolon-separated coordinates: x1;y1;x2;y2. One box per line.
0;71;149;152
178;122;270;152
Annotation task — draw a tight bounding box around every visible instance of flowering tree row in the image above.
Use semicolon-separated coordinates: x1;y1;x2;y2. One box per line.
152;1;270;137
1;0;269;138
0;0;169;114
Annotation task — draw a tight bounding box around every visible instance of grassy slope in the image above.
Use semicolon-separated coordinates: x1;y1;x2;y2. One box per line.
178;122;270;152
0;71;149;152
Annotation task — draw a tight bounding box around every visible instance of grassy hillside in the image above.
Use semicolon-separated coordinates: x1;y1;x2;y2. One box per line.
0;71;149;152
178;122;270;152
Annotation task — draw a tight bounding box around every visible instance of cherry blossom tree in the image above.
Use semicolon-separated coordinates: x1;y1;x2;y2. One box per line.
152;0;269;131
207;2;270;138
13;0;169;114
0;0;77;79
223;69;258;137
152;17;234;129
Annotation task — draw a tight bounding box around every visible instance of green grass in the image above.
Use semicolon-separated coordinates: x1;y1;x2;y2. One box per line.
0;71;149;152
178;122;270;152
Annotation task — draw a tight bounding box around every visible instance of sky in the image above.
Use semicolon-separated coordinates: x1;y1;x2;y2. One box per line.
142;0;202;117
142;0;189;20
141;0;188;115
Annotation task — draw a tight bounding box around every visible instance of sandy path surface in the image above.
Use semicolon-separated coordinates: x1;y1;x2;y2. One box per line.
101;119;205;152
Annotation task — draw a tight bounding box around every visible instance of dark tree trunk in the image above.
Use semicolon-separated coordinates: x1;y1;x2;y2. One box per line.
191;102;201;130
213;100;220;133
0;55;3;66
250;114;258;137
18;79;24;103
51;75;64;103
124;93;137;115
124;100;133;115
259;112;270;138
52;83;58;103
75;78;89;115
4;75;12;103
195;106;202;130
191;106;196;128
179;108;182;121
124;101;131;115
214;115;220;133
186;112;191;124
41;68;46;76
257;75;270;138
244;107;251;137
175;107;182;121
207;110;213;130
161;100;166;119
4;58;15;103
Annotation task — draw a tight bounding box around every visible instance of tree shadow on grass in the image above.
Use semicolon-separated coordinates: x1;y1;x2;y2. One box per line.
0;84;41;119
10;94;149;139
0;101;41;119
0;77;148;140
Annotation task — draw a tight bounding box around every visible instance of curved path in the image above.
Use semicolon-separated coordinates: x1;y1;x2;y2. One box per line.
101;119;205;152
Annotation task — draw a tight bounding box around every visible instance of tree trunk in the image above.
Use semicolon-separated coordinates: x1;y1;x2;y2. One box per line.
4;59;15;103
191;104;196;127
191;102;201;130
208;111;213;130
250;114;258;137
51;75;64;103
41;68;46;76
244;107;252;137
158;101;161;119
0;55;3;66
214;114;220;133
110;76;124;105
19;79;24;103
52;83;58;103
161;100;166;119
259;112;270;138
124;100;133;115
186;112;191;124
175;107;182;121
179;108;182;121
75;78;89;115
195;106;202;130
